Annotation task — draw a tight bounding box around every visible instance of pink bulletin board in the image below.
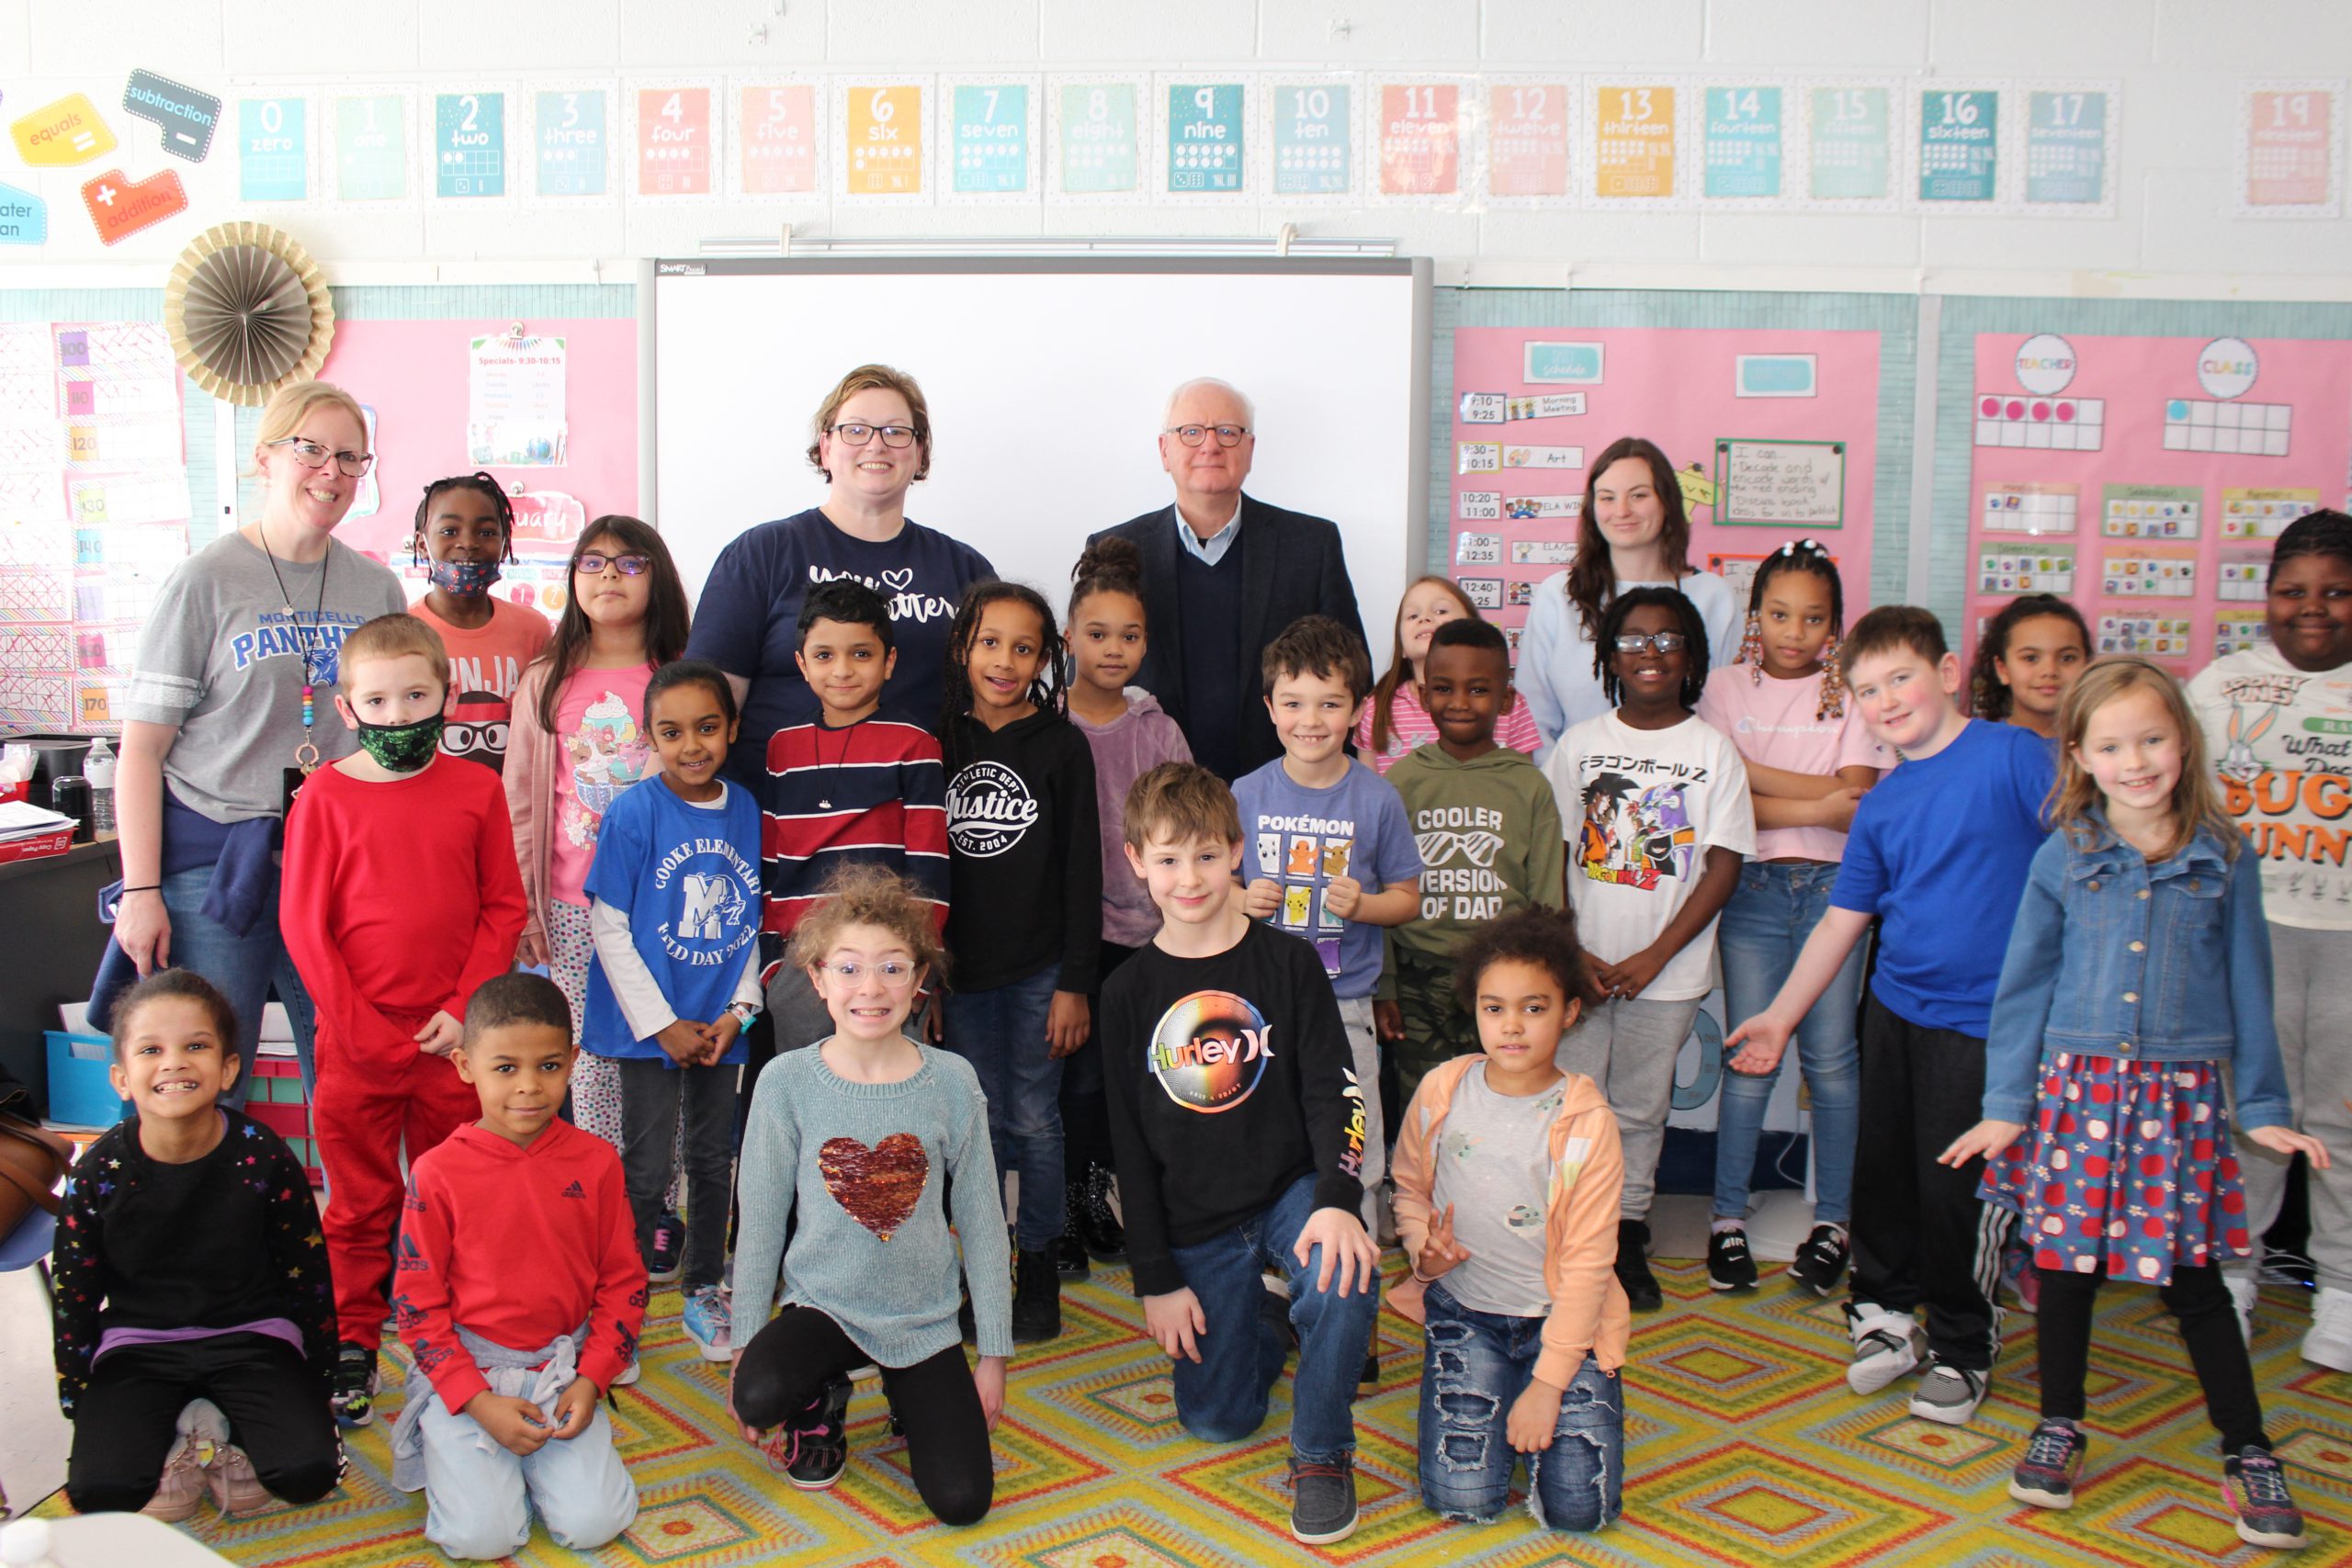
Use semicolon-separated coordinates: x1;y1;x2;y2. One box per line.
1967;333;2352;673
1447;325;1879;660
310;317;638;622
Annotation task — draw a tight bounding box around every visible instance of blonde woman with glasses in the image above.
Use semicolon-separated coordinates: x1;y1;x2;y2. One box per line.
98;380;406;1106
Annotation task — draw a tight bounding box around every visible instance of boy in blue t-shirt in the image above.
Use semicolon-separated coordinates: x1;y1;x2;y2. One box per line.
1726;606;2052;1430
584;661;764;1361
1233;616;1421;1232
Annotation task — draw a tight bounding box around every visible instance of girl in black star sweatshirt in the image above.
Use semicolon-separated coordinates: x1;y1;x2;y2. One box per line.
938;580;1102;1341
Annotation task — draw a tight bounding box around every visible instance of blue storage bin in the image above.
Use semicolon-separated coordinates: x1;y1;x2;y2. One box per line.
44;1030;128;1129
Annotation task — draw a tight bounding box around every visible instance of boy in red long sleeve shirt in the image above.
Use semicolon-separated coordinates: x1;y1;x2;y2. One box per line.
389;972;642;1560
281;614;527;1427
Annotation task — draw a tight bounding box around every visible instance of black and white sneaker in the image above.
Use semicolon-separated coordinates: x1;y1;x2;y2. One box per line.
1707;1226;1758;1292
332;1342;379;1428
1788;1224;1850;1295
1843;1301;1920;1395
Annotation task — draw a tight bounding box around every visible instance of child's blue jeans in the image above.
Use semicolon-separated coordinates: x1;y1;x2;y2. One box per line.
1164;1172;1380;1462
1713;860;1863;1225
944;967;1064;1250
1418;1281;1623;1531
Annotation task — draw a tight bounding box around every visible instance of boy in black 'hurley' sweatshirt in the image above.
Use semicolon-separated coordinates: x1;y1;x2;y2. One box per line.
1102;762;1379;1550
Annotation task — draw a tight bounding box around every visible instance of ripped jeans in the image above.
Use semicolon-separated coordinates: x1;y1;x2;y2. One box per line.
1418;1282;1623;1531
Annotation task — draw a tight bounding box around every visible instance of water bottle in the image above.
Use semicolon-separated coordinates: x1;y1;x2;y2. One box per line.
85;735;115;835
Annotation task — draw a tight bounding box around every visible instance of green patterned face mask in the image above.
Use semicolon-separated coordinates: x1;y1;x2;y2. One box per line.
353;713;446;772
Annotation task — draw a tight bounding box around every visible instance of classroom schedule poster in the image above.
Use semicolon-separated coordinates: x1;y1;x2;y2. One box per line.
1447;326;1881;661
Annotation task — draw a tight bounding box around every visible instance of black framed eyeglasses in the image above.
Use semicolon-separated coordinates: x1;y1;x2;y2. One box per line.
1611;632;1690;655
828;422;919;449
1164;423;1249;448
267;435;375;477
575;552;651;577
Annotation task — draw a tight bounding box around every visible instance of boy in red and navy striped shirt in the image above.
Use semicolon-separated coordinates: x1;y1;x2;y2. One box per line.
761;580;951;1048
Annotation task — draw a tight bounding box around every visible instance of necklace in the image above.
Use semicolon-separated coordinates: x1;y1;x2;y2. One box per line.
815;721;854;810
256;522;331;773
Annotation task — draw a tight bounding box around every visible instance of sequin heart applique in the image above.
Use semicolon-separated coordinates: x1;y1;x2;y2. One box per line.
819;1133;930;1241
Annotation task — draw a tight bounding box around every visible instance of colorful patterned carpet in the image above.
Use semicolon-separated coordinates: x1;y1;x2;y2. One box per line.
49;1258;2352;1565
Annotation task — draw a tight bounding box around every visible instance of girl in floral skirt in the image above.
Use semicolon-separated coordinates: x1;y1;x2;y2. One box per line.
1942;655;2328;1550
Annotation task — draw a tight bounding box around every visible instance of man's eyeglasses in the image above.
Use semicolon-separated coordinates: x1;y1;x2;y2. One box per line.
828;423;919;449
575;552;651;577
1164;423;1250;448
266;436;375;478
817;960;920;988
1611;632;1690;655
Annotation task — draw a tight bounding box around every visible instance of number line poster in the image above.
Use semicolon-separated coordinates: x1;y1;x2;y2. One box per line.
1967;332;2352;669
1447;325;1880;660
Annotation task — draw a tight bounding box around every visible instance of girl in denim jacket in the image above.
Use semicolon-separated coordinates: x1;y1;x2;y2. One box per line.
1943;656;2328;1551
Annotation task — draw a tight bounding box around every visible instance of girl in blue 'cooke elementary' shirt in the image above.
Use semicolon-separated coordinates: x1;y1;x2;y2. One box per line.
584;660;764;1364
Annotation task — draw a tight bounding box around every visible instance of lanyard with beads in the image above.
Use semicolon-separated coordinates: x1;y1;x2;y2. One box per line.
258;524;331;773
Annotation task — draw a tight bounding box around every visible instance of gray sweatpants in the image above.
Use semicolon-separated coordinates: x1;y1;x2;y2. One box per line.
1555;996;1702;1222
2231;920;2352;1295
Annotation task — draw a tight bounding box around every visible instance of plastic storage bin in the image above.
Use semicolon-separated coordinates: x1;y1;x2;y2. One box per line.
42;1030;127;1128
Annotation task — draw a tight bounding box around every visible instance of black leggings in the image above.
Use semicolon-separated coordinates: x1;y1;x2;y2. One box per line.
733;1305;992;1526
66;1335;339;1515
2034;1264;2266;1452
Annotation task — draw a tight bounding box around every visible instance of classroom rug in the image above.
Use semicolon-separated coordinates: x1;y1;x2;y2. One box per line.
44;1258;2352;1565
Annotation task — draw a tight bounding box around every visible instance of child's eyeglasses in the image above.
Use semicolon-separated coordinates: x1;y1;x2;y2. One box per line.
817;960;920;987
1611;632;1690;655
266;435;375;477
575;552;652;576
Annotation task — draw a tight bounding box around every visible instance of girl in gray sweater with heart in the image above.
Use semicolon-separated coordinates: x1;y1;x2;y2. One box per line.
727;863;1012;1523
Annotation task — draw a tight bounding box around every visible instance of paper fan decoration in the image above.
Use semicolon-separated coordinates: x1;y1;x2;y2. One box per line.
164;222;334;406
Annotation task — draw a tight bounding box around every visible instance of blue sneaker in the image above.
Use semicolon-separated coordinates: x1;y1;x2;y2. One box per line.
682;1285;732;1362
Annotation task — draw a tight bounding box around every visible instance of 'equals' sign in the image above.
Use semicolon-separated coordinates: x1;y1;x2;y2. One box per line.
71;130;97;152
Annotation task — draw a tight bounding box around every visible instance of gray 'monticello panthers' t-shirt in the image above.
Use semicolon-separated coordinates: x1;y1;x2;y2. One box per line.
122;532;407;824
1430;1063;1565;1319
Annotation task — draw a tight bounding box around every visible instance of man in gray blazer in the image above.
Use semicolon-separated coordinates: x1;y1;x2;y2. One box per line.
1089;378;1366;782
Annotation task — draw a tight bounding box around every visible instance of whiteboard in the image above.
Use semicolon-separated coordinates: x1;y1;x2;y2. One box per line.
648;258;1430;656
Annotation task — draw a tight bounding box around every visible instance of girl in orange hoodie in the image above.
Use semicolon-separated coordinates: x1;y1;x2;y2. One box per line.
1392;905;1631;1533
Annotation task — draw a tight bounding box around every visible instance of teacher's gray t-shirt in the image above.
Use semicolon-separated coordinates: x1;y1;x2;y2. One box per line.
123;533;406;824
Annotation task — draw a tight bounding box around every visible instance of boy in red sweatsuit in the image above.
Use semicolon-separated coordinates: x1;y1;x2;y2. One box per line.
389;972;643;1561
281;614;526;1427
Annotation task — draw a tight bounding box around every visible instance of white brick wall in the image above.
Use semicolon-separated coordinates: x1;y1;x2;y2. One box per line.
5;0;2346;289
